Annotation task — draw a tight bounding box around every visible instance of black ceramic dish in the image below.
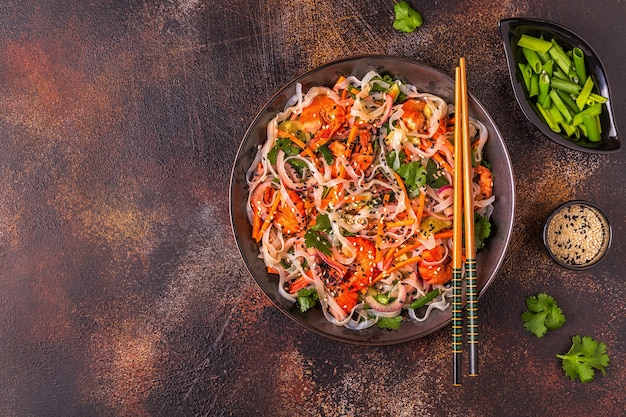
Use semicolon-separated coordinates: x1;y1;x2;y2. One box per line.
543;200;612;270
499;18;620;154
230;55;515;345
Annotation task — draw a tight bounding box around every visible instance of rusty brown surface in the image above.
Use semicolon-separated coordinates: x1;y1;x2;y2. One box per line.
1;1;625;416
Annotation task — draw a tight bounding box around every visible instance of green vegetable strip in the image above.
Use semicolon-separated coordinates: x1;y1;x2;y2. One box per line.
550;77;582;94
529;73;539;97
560;120;577;137
576;76;594;110
572;47;587;86
538;72;551;107
548;39;573;75
556;90;580;114
517;34;553;53
518;63;532;91
409;288;440;309
549;105;563;124
552;66;569;81
588;93;608;104
542;59;554;76
582;115;601;142
522;47;543;73
536;102;561;132
572;103;602;126
549;90;573;123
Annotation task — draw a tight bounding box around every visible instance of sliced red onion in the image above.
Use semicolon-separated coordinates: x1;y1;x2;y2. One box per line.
364;283;407;313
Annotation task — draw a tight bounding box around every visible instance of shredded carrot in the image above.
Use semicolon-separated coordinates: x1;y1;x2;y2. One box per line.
386;218;416;229
372;254;424;284
288;276;310;293
333;75;346;91
256;194;281;242
278;130;316;160
414;190;426;227
434;230;454;239
267;266;279;274
252;208;262;240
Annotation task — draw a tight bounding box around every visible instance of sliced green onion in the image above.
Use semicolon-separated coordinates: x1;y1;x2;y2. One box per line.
572;47;587;86
550;77;582;95
517;34;553;53
576;76;594;110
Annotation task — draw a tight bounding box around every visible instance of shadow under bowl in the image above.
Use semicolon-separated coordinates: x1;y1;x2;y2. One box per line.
499;18;620;154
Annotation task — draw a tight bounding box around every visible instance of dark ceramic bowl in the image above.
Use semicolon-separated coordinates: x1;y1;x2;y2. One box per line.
499;18;620;154
543;200;612;270
230;55;515;345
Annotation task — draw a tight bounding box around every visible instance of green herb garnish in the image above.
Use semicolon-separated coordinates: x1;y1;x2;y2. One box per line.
393;1;423;33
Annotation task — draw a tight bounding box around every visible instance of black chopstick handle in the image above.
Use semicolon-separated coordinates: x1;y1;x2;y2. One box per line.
466;257;478;376
452;266;463;386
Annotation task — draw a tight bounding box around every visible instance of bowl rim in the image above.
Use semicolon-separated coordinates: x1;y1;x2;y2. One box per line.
542;200;612;270
498;17;620;154
229;54;516;345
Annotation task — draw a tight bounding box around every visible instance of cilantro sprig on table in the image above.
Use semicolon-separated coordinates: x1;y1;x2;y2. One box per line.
521;292;610;383
557;335;610;383
393;1;423;33
521;293;566;338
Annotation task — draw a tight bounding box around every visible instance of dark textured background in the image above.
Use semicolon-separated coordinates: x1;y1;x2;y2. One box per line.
1;1;624;416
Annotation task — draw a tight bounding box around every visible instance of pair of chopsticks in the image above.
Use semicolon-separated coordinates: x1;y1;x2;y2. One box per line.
452;58;478;386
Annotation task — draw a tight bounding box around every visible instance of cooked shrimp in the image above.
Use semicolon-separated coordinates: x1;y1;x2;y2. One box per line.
417;245;452;285
418;262;452;285
298;95;346;143
349;129;374;172
400;99;427;132
474;164;493;199
275;189;306;235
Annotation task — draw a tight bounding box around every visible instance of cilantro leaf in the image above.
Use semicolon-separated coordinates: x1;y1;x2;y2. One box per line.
377;316;403;330
311;213;332;233
556;335;610;383
296;288;319;313
385;150;406;170
521;293;566;337
317;144;334;165
425;159;449;188
474;214;492;250
393;1;423;33
396;160;427;196
268;137;308;174
304;229;332;255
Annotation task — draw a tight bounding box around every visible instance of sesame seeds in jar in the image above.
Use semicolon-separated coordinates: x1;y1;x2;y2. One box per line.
543;201;611;269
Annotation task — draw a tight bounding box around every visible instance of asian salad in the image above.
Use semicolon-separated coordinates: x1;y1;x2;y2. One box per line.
245;71;495;330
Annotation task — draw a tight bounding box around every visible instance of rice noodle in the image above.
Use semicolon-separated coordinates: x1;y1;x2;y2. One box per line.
246;71;496;330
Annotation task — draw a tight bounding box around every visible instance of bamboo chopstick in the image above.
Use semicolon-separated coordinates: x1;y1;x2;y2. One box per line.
452;65;464;387
460;58;479;377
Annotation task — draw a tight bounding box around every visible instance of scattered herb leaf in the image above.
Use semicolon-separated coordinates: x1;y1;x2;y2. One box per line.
396;160;427;195
556;335;610;383
311;213;332;233
474;214;492;250
296;288;319;313
393;1;423;33
521;293;566;338
304;229;332;255
377;316;403;330
425;159;449;188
